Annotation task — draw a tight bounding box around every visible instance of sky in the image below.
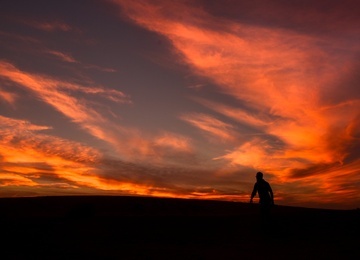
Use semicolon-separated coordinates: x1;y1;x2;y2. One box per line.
0;0;359;209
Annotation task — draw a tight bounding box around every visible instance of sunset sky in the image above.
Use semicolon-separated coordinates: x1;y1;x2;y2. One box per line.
1;0;359;209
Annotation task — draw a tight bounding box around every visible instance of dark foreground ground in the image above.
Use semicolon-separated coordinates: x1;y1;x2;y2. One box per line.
1;196;359;259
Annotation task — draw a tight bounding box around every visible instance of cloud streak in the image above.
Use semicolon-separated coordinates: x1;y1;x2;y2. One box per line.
0;61;129;143
113;0;360;207
24;19;75;32
0;116;186;198
0;0;359;209
0;116;249;201
181;113;237;142
45;50;78;63
0;61;204;197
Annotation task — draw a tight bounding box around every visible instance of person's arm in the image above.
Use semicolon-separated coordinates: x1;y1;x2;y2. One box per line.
268;184;274;205
250;183;257;203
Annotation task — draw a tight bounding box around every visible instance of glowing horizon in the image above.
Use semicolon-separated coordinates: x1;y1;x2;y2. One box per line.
0;0;359;209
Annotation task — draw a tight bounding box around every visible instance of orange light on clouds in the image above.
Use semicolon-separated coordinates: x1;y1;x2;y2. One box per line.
154;132;192;152
0;89;17;105
181;113;237;142
0;115;190;198
0;173;38;187
0;0;359;209
112;0;360;207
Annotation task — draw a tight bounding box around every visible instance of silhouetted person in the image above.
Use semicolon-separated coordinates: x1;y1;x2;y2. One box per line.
250;172;274;228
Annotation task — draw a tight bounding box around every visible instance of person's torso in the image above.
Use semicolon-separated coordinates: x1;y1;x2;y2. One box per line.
257;180;270;202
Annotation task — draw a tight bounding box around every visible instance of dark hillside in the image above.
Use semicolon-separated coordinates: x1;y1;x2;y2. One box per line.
1;196;359;259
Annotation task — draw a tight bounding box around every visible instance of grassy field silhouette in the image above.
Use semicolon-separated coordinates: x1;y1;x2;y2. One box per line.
1;196;359;259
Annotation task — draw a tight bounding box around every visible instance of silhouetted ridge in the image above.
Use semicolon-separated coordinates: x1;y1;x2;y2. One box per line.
1;196;359;259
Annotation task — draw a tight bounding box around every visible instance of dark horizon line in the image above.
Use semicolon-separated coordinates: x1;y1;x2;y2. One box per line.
0;194;356;211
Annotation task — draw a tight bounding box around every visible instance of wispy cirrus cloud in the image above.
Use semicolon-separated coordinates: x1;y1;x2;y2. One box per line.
0;173;38;187
0;60;146;165
0;115;97;188
0;61;194;165
25;20;74;32
193;97;271;128
0;115;178;197
1;0;359;209
44;49;118;72
0;30;41;44
154;132;192;152
113;0;360;206
0;61;129;140
0;88;17;106
2;14;79;33
181;113;237;142
0;115;248;200
45;50;78;63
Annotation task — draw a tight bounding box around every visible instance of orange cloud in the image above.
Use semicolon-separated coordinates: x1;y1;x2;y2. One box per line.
0;116;194;198
154;132;192;152
0;89;17;105
181;113;237;142
0;173;38;187
0;61;197;168
193;97;271;128
0;114;221;200
0;116;97;192
1;1;358;208
113;0;360;207
0;60;130;146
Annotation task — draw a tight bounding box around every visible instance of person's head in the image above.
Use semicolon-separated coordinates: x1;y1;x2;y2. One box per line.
256;171;263;181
